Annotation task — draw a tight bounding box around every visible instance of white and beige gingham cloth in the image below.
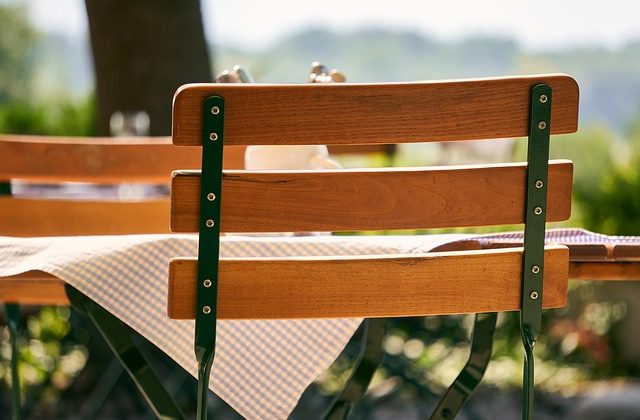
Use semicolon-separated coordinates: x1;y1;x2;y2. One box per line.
0;233;470;419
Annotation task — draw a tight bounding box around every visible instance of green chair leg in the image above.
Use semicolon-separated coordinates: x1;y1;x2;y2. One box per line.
429;312;497;420
322;318;388;420
65;286;185;420
5;303;22;420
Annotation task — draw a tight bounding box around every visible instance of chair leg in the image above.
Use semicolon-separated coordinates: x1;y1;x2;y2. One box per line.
65;285;185;420
322;318;388;420
5;303;22;420
429;312;497;420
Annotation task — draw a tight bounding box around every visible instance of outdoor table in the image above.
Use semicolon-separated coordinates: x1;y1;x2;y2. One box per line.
2;229;640;418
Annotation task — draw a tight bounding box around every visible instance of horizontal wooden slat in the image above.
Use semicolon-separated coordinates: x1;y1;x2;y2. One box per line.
5;259;640;307
569;262;640;280
171;160;573;232
0;135;203;183
0;272;68;305
167;245;569;319
0;197;171;236
172;74;579;146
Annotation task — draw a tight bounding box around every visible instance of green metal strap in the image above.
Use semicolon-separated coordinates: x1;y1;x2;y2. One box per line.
322;318;388;420
520;84;552;420
65;286;185;420
5;303;22;420
195;96;225;420
1;182;21;420
429;312;498;420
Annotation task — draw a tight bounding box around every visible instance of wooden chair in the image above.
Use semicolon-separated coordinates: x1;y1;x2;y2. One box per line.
166;74;579;419
0;134;208;419
0;134;398;418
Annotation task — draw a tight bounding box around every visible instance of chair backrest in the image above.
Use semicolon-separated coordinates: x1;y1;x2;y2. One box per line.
167;74;579;320
0;135;204;236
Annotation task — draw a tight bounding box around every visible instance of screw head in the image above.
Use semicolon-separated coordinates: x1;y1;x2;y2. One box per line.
202;306;212;314
535;180;544;189
539;94;548;103
205;219;215;228
211;106;220;115
207;193;216;201
531;265;540;274
534;206;543;215
209;132;218;141
203;279;212;288
530;290;539;300
538;121;547;130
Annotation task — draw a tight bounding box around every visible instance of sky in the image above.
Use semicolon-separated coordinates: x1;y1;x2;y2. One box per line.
20;0;640;51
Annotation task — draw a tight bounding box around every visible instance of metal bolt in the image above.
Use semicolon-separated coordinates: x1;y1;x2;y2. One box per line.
534;206;543;215
209;132;218;141
539;94;548;103
538;121;547;130
530;290;539;300
207;193;216;201
202;306;211;314
211;106;220;115
203;279;212;288
205;219;215;228
531;265;540;274
535;180;544;189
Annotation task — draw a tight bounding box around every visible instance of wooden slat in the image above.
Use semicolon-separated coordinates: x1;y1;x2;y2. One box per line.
0;197;171;236
172;74;579;146
570;262;640;280
167;245;569;319
0;135;202;183
171;160;573;233
5;260;640;307
0;272;68;305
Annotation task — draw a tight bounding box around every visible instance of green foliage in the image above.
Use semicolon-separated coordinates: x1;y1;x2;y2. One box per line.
1;307;88;398
0;94;96;136
0;5;38;103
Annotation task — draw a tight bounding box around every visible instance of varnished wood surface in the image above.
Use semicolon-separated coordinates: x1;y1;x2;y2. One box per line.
3;259;640;307
0;273;68;305
170;160;574;233
569;262;640;280
0;197;171;236
172;74;579;146
0;135;201;183
167;246;569;319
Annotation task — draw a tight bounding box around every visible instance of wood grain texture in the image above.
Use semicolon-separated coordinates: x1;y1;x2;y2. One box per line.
172;74;579;146
569;262;640;280
0;135;201;183
0;197;171;236
5;260;640;307
0;272;68;305
170;160;573;233
167;245;569;319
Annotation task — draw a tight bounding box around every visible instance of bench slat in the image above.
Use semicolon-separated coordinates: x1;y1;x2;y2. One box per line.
171;160;573;233
172;74;579;146
167;246;569;319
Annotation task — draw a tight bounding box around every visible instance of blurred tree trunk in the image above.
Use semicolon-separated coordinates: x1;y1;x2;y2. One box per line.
85;0;212;136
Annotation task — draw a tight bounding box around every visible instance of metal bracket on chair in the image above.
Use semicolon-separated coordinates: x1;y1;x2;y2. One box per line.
194;96;225;420
322;318;388;420
1;182;21;420
5;303;22;420
65;285;185;419
429;312;498;420
520;84;552;420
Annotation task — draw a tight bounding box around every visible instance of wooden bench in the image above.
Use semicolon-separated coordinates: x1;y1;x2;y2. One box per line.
166;74;578;419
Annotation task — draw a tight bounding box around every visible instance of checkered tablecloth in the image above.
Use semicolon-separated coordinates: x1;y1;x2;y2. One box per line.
0;233;469;419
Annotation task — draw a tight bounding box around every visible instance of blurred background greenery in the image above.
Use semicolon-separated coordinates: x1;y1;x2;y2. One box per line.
2;0;640;417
